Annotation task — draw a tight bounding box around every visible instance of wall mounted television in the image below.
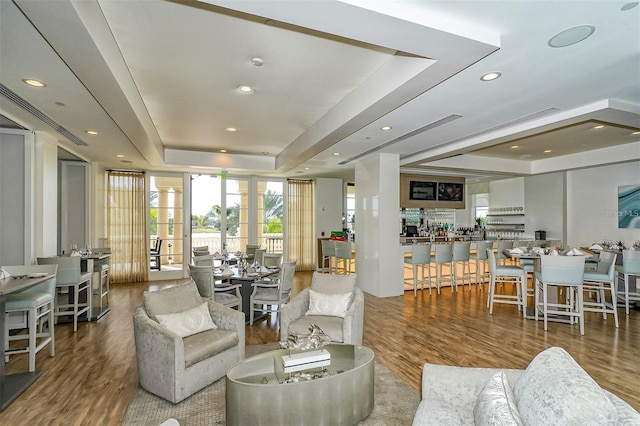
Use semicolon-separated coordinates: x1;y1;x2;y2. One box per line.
400;174;465;209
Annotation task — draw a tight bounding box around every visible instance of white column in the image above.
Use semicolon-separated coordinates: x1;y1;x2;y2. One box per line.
355;153;403;297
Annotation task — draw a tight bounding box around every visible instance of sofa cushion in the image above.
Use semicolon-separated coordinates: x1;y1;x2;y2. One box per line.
144;281;203;321
474;371;523;426
412;399;469;426
183;329;238;368
306;289;352;318
155;302;217;338
310;272;356;294
513;347;618;425
288;315;345;342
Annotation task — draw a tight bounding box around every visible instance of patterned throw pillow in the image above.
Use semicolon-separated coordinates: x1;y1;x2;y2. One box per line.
305;289;352;318
474;370;524;426
156;302;217;338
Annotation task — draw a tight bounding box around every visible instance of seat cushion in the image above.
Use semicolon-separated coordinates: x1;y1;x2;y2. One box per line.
513;347;618;425
253;287;280;301
143;281;203;321
214;292;240;305
183;329;238;368
5;292;53;310
288;315;345;343
474;371;523;426
155;302;217;338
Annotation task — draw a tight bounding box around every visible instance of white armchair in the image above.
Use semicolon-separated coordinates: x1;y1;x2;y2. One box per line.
133;281;244;403
280;272;364;345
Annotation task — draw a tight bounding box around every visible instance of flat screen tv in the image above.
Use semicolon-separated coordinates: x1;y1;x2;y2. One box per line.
409;181;436;201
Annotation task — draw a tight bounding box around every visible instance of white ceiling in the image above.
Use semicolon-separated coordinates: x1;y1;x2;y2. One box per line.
1;0;639;182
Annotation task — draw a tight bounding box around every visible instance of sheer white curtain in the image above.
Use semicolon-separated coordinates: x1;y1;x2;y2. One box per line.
107;171;149;283
287;179;315;271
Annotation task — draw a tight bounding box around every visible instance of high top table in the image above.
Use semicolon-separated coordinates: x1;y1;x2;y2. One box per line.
0;273;55;411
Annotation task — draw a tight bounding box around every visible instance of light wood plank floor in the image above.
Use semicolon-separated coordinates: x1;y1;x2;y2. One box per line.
1;272;638;424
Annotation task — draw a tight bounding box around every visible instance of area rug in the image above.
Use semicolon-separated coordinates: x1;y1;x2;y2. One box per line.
123;343;419;425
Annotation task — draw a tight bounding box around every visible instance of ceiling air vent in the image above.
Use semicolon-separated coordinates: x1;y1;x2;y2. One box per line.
0;83;88;146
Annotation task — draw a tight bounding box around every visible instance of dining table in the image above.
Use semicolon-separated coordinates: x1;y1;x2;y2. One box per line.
214;265;281;323
0;273;56;411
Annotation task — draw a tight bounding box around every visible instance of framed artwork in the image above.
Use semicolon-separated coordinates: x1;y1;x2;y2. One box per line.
618;185;640;228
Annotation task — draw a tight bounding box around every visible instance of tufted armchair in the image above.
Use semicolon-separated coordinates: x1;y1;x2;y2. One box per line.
133;281;244;403
280;272;364;345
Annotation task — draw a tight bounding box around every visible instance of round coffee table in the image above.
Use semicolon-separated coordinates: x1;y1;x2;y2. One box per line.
226;344;374;425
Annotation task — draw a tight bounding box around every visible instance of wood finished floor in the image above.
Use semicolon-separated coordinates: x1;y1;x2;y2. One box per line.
1;271;639;424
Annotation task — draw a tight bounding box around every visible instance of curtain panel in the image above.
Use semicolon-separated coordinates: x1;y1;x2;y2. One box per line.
287;179;315;271
107;171;149;283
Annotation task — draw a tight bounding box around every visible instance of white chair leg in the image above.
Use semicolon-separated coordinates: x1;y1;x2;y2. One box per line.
543;283;549;331
28;307;37;372
49;301;55;357
413;264;418;297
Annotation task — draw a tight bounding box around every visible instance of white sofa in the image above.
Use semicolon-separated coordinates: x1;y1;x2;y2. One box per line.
413;347;639;425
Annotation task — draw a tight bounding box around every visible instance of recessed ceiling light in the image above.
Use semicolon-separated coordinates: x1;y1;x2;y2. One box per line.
632;131;640;135
544;149;552;153
621;2;639;11
548;25;595;48
593;125;605;129
380;126;392;131
251;57;264;67
304;167;310;170
22;78;46;87
85;130;98;135
480;72;501;81
333;152;340;156
262;151;269;155
220;149;227;153
238;85;253;93
225;127;237;132
510;145;519;149
116;154;125;158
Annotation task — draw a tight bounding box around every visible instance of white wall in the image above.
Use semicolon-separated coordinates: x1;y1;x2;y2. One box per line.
566;161;640;248
489;177;525;207
315;178;343;238
524;172;564;242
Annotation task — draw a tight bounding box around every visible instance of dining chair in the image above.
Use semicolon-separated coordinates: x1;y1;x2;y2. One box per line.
473;240;493;288
150;238;162;270
616;250;640;315
253;248;266;266
192;246;210;257
188;264;241;310
37;256;92;332
262;253;283;268
334;241;355;274
486;249;527;315
583;251;618;327
318;239;336;273
249;261;296;327
404;243;432;296
245;244;260;261
193;254;216;267
433;243;454;294
452;242;472;290
534;254;586;335
3;264;57;372
91;248;110;314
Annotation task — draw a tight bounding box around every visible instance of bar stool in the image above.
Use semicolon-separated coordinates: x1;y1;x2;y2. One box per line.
487;249;527;315
496;240;514;265
474;241;494;288
404;243;432;296
452;242;472;290
3;265;57;372
534;254;586;335
432;243;454;294
334;241;355;274
319;239;336;273
37;256;92;332
583;251;618;327
616;250;640;315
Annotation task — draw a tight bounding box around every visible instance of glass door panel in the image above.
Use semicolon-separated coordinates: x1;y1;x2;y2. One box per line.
191;175;222;254
225;178;249;253
149;175;185;275
257;180;284;253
